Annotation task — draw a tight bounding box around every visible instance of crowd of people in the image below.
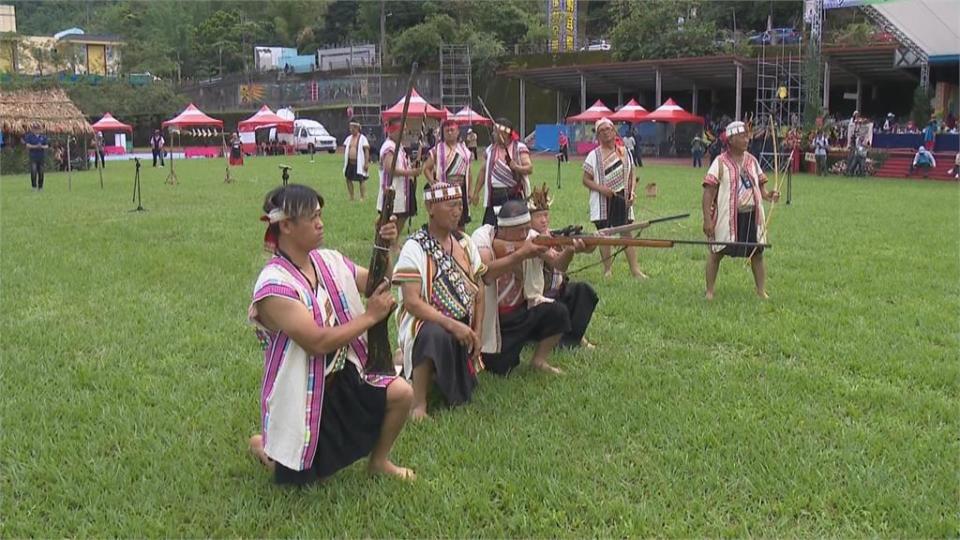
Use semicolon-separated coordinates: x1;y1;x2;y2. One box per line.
245;116;780;485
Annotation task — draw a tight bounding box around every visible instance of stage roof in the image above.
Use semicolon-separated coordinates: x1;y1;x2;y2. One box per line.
499;45;918;94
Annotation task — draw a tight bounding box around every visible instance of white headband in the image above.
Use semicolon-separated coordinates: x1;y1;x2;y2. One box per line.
263;208;288;223
424;184;462;202
725;121;747;138
497;212;531;227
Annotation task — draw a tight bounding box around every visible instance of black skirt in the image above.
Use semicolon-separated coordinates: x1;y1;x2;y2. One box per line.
550;281;599;348
482;187;525;226
344;160;368;182
273;366;387;486
412;320;477;406
482;302;571;376
722;208;763;258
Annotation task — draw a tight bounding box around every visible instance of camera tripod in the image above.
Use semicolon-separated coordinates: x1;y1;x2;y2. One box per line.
131;157;146;212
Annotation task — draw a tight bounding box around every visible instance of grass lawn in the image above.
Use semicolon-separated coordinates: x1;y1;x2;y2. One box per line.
2;152;958;537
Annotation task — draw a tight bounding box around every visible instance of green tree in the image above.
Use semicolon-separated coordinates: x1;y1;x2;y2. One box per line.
610;0;718;61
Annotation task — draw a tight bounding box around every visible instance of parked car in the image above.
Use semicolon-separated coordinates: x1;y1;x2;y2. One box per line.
580;39;611;52
748;28;801;45
275;119;337;154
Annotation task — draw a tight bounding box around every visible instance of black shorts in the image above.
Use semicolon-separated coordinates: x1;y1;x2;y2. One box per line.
345;161;368;182
482;302;571;376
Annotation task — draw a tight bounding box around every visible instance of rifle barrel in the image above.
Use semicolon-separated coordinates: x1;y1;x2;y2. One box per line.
533;236;770;249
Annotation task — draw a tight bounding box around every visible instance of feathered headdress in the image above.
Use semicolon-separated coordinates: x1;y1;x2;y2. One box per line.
528;183;552;212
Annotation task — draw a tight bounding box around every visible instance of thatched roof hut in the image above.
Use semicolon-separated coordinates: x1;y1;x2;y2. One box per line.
0;88;93;136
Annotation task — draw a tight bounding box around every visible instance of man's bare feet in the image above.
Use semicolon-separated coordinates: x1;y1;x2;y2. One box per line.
603;270;613;278
249;434;275;472
580;337;596;349
410;406;429;422
632;270;649;279
705;290;715;301
368;460;416;481
756;289;769;299
531;360;563;374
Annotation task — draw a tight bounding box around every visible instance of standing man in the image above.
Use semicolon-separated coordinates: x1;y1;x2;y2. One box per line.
471;200;567;375
465;128;478;161
394;182;487;420
582;117;645;279
558;130;569;162
813;130;829;176
24;122;49;191
690;134;705;168
342;120;370;202
423;119;472;228
471;118;533;226
150;129;165;167
92;130;106;169
379;117;420;239
247;183;414;484
702;121;780;300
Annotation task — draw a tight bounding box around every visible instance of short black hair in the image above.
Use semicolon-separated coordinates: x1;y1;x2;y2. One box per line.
495;118;513;131
497;199;529;225
262;184;325;238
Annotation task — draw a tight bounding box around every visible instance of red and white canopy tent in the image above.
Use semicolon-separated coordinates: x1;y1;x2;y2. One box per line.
91;112;133;155
162;103;225;159
381;89;448;121
608;99;649;123
237;105;294;154
565;100;613;123
453;106;493;126
638;98;704;125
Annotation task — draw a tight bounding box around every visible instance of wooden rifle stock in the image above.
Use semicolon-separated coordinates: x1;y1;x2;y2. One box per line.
363;62;418;376
363;188;396;375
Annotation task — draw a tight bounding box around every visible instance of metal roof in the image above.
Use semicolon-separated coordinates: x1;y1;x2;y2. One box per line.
498;45;917;94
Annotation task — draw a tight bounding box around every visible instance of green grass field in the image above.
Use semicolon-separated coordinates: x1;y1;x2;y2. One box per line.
2;152;958;537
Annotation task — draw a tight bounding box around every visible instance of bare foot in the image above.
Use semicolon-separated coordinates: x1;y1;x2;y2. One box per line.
368;460;416;481
249;434;275;472
531;360;563;374
603;270;613;278
580;337;596;349
410;406;429;422
705;290;715;301
632;270;649;279
756;289;770;299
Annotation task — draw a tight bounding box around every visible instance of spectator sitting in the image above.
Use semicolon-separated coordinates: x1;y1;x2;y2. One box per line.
909;146;936;178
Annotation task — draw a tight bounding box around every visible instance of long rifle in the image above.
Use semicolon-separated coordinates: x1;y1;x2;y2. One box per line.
533;236;771;250
363;62;418;376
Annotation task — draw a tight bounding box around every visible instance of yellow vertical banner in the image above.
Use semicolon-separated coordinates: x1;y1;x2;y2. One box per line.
87;44;106;75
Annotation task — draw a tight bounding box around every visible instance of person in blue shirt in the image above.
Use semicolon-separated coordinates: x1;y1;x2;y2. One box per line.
24;123;49;191
922;119;937;151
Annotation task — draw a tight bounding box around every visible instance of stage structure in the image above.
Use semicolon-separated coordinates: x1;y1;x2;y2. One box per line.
439;44;472;112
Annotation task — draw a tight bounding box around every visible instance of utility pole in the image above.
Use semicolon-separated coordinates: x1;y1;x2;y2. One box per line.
380;0;387;66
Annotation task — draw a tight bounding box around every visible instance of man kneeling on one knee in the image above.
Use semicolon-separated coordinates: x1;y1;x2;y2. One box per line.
472;199;571;375
393;182;491;420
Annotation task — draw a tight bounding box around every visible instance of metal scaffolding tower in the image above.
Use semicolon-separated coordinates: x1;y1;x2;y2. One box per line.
754;35;804;172
347;43;383;141
439;44;472;111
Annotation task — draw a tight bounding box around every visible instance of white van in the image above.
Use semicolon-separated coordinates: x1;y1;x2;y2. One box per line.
288;119;337;154
273;109;337;153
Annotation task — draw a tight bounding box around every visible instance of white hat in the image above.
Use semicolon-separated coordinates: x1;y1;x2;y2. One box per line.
725;121;747;138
